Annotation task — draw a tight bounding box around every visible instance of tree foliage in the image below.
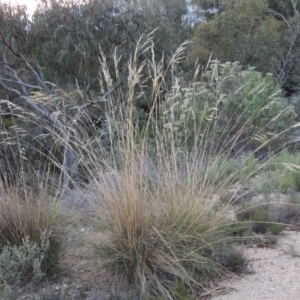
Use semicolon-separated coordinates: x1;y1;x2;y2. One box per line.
189;0;300;93
0;0;189;99
189;0;284;78
191;0;220;10
0;0;298;190
268;0;299;18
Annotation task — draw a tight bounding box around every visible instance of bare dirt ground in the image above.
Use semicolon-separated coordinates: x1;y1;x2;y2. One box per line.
212;230;300;300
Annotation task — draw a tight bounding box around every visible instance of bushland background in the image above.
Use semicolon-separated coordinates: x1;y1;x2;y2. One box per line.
1;0;300;299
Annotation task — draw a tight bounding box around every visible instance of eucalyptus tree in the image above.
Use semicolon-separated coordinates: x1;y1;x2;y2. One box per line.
0;0;190;190
189;0;300;94
1;0;189;97
190;0;284;74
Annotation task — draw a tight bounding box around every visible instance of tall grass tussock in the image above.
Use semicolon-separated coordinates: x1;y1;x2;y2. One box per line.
67;35;299;298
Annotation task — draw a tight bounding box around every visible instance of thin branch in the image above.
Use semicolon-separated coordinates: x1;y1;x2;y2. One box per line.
85;74;100;100
18;52;51;93
0;79;22;96
23;94;77;191
267;9;290;27
291;0;299;15
32;54;46;83
1;52;29;95
72;82;122;124
0;77;51;91
277;17;300;85
0;34;51;93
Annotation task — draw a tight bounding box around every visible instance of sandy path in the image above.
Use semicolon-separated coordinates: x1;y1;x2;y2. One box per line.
212;230;300;300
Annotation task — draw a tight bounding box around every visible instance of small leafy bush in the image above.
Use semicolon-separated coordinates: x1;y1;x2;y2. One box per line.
237;205;285;235
276;151;300;192
227;222;249;237
171;282;194;300
251;170;279;195
259;151;300;192
215;246;246;273
0;235;49;284
268;223;285;235
272;194;300;225
237;205;269;234
0;186;65;279
0;288;17;300
250;208;271;234
0;272;11;296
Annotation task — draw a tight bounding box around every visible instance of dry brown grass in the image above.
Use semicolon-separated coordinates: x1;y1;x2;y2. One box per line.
0;178;65;277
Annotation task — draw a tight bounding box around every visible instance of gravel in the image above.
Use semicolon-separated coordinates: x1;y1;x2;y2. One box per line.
213;230;300;300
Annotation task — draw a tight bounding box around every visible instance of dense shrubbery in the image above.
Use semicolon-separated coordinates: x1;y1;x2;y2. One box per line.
0;0;190;99
1;1;300;298
164;60;296;153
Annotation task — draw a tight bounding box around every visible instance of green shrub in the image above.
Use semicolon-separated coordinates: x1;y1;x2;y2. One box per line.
272;194;300;225
268;223;285;235
261;151;300;192
0;288;17;300
165;61;296;152
237;205;285;235
172;282;194;300
0;235;49;284
198;152;259;189
201;155;237;185
235;153;260;182
251;170;279;195
31;290;62;300
227;222;249;237
250;208;271;234
237;205;270;234
0;186;65;279
0;272;11;296
289;92;300;121
215;246;246;273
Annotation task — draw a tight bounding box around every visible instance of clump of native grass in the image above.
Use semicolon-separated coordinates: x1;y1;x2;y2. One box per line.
66;34;300;298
